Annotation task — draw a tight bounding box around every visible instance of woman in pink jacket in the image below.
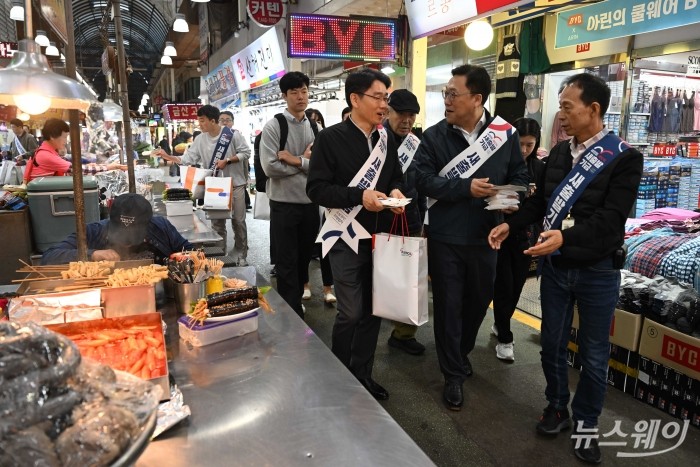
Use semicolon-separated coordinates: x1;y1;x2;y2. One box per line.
24;118;125;183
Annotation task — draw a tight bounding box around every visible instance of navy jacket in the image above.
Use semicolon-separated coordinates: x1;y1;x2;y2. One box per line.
507;137;643;268
413;112;528;246
41;217;194;265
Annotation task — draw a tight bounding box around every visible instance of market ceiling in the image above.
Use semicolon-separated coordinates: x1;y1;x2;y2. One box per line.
72;0;209;111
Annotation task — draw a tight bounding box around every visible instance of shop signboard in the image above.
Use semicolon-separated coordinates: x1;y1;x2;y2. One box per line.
491;0;590;27
0;106;18;122
248;0;285;27
199;3;209;63
0;42;17;58
544;14;628;64
204;59;239;104
405;0;530;38
555;0;700;49
287;14;396;61
162;104;203;121
39;0;68;44
230;27;285;92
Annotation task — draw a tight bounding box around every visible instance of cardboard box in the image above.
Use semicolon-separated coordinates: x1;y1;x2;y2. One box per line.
609;344;639;396
572;307;644;351
639;319;700;381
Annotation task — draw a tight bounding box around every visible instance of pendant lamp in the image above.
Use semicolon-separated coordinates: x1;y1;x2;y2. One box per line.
173;14;189;32
10;0;24;21
163;41;177;57
35;30;49;47
45;41;59;56
0;38;94;115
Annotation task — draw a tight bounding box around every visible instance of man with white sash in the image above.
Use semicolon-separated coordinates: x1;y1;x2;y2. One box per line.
414;65;528;412
489;73;643;464
307;69;405;401
380;89;428;357
9;118;38;162
158;105;251;266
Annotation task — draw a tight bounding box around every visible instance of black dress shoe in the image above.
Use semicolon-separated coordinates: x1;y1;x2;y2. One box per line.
358;378;389;400
443;382;463;411
388;335;426;355
463;355;473;377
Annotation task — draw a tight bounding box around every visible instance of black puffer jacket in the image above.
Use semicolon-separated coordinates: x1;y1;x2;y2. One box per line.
413;112;528;246
507;137;643;268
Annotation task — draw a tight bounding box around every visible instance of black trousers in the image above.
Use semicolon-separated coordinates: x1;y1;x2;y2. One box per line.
302;243;334;287
492;232;531;344
429;239;497;384
328;240;380;379
270;201;320;318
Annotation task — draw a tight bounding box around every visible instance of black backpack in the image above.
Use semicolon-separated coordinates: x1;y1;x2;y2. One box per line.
254;113;319;193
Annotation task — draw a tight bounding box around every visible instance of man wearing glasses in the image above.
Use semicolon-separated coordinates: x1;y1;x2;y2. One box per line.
414;65;528;411
307;69;405;400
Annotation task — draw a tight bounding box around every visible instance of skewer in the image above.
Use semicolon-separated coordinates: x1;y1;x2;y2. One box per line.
17;259;51;278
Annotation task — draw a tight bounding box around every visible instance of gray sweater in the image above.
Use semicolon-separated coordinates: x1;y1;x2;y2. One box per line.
260;109;316;204
180;127;250;187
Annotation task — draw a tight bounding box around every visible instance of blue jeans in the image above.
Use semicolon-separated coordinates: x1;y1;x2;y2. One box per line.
539;257;620;428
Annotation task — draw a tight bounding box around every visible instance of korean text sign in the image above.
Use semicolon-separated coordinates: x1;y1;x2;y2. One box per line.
555;0;700;49
163;104;202;121
288;13;396;61
405;0;528;39
205;59;239;103
230;27;286;92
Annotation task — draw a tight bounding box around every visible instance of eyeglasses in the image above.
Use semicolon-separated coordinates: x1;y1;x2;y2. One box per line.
442;88;475;101
358;92;390;104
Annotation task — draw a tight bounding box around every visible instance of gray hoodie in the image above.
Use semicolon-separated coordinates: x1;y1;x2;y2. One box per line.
259;109;316;204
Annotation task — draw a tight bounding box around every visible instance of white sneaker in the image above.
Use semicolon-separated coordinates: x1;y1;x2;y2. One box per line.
324;292;337;303
496;342;515;362
302;288;312;300
491;323;499;337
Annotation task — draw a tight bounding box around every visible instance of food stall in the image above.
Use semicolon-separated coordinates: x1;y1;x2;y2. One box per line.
1;260;433;465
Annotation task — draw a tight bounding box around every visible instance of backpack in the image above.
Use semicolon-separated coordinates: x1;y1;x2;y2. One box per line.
254;113;319;193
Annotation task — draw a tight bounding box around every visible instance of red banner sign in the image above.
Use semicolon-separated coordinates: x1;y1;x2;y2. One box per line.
248;0;284;27
0;42;17;59
162;104;202;121
652;144;677;157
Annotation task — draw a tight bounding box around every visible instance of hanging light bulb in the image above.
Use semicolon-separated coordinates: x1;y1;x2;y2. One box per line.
160;55;173;66
35;30;49;47
45;41;59;57
464;20;494;51
163;41;177;57
381;64;395;75
10;0;24;21
0;39;94;115
173;14;189;33
17;112;31;122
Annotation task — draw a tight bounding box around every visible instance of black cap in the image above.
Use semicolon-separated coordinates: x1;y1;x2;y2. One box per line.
388;89;420;114
179;131;193;141
109;194;153;245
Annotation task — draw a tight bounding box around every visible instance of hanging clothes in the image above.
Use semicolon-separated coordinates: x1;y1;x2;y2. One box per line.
495;34;521;99
649;90;665;133
519;17;550;74
669;92;681;133
683;91;695;133
662;90;673;133
694;92;700;131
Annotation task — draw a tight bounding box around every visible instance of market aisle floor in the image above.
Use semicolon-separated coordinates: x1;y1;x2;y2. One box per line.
236;207;700;467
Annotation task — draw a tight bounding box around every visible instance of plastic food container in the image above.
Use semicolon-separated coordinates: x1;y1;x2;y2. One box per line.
177;312;258;347
164;200;192;216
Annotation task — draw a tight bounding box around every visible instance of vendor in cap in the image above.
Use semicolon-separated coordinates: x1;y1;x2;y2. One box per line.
382;89;428;356
41;193;194;265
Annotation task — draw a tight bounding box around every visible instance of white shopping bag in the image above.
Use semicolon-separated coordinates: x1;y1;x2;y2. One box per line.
203;176;233;211
1;160;18;185
372;232;429;326
253;192;270;220
180;166;212;199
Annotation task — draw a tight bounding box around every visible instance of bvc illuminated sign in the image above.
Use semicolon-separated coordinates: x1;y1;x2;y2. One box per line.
288;13;396;61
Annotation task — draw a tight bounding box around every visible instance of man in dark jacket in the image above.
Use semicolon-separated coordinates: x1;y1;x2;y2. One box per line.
382;89;427;356
42;193;194;264
9;118;38;162
489;73;643;464
307;69;405;401
413;65;528;411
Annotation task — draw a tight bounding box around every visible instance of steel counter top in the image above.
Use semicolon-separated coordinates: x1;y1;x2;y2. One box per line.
152;197;223;245
137;267;433;467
